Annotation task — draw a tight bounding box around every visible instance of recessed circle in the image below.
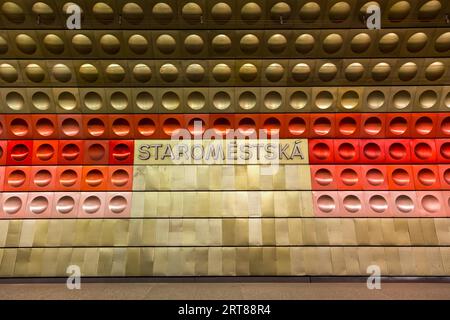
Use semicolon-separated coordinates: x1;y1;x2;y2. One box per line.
61;143;80;161
85;169;104;187
58;92;77;111
338;143;356;160
425;61;445;81
211;2;232;23
343;195;362;213
8;169;26;188
109;196;127;214
363;142;381;160
60;169;78;187
315;91;334;110
136;91;154;111
187;91;206;110
414;142;432;160
369;195;388;213
340;168;358;186
312;143;330;160
213;91;231;110
392;168;410;186
84;92;102;111
6;92;25;111
33;169;52;187
418;168;436;186
87;118;105;137
314;169;332;186
238;91;257;110
4;196;22;215
111;169;130;187
317;195;335;213
87;143;105;160
137;118;156;136
392;90;411;109
389;143;407;160
36;143;55;161
161;91;180;110
29;196;48;214
10;118;28;136
313;117;331;135
82;196;101;214
35;118;55;137
288;117;306;135
112;118;131;136
56;196;75;214
366;168;384;186
241;2;262;22
421;195;440;213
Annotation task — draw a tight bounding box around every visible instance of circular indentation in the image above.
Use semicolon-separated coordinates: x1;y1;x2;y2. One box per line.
133;63;152;82
56;196;75;214
314;168;332;186
435;32;450;52
338;117;357;135
289;91;308;110
212;63;231;82
363;117;382;136
112;118;130;136
6;92;24;111
415;116;433;135
84;92;102;111
61;143;80;161
267;34;287;53
161;91;180;110
187;118;206;134
379;33;399;53
414;142;432;160
312;142;330;160
441;117;450;135
25;63;45;82
444;168;450;185
109;196;127;214
299;2;320;22
159;63;178;82
182;2;203;23
388;1;411;21
156;34;176;54
241;2;262;22
341;91;359;110
343;195;361;213
1;2;25;23
15;34;36;54
82;196;101;214
392;168;410;186
110;92;128;111
329;1;351;22
87;118;105;137
213;91;231;110
237;117;256;135
265;63;284;82
398;62;418;81
407;32;428;53
0;35;8;54
425;61;445;81
363;142;381;160
418;0;442;20
112;143;131;161
211;2;232;23
312;117;331;135
61;118;80;137
288;117;306;135
36;143;54;161
43;34;64;54
262;117;281;135
58;92;77;111
128;34;148;54
10;118;28;136
87;143;105;160
419;90;438;109
418;168;436;186
137;118;156;136
33;169;52;187
295;34;315;54
315;91;333;109
351;33;371;53
0;63;18;83
60;169;77;187
389;143;407;160
111;169;129;187
317;195;335;213
371;62;391;81
136;91;154;110
240;34;259;54
187;91;206;110
152;2;173;24
366;168;384;186
29;197;49;216
79;63;99;82
440;142;450;159
338;143;356;160
264;91;282;110
239;63;258;82
184;34;204;54
322;33;343;53
393;90;411;109
340;168;358;186
8;169;26;188
186;63;205;82
422;195;440;213
122;2;144;24
389;116;407;135
4;196;22;215
163;118;181;135
318;63;337;82
72;34;93;54
52;63;72;83
369;195;388;213
85;169;104;187
35;118;54;137
93;2;114;23
105;64;125;82
291;63;311;82
367;90;385;110
270;2;291;21
212;117;231;134
32;92;51;111
345;63;365;82
212;34;232;53
238;91;257;110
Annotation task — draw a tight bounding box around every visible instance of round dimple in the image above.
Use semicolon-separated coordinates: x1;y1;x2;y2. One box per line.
393;90;411;109
61;143;80;161
270;2;291;21
25;63;45;83
388;1;411;22
112;118;130;136
4;196;22;215
43;34;64;54
295;34;315;54
85;169;104;187
237;118;256;135
338;117;357;135
156;34;176;54
240;34;259;54
87;118;105;137
184;34;204;54
398;62;418;81
212;34;231;53
415;116;433;135
186;63;205;82
79;63;99;82
440;142;450;159
419;90;438;109
444;168;450;185
239;63;258;82
6;92;24;111
318;63;337;82
418;168;436;186
82;196;101;214
1;2;25;23
187;118;206;135
11;118;29;137
29;196;48;214
407;32;428;53
159;63;179;82
15;34;37;54
8;169;26;188
241;2;262;22
58;92;77;111
262;117;281;135
314;168;332;186
110;92;128;111
341;90;359;110
435;32;450;52
161;91;180;110
425;61;445;81
371;62;391;81
322;33;343;53
136;91;154;111
10;143;29;162
338;143;356;160
369;195;388;213
60;169;78;187
137;118;156;137
35;118;54;137
421;195;440;213
264;91;282;110
61;118;80;137
0;35;8;54
211;2;232;23
389;116;407;135
0;63;18;83
312;117;331;136
56;196;75;214
312;143;330;160
329;1;351;22
291;63;311;82
212;118;231;134
343;195;362;213
213;91;231;110
36;143;54;161
52;64;72;83
363;143;381;160
299;2;321;22
345;63;365;82
111;169;129;187
212;63;231;82
182;2;203;24
289;91;308;109
363;117;382;136
33;169;52;187
418;0;442;20
128;34;148;54
340;168;358;186
163;118;181;136
392;168;410;186
109;195;128;214
441;117;450;136
84;92;102;111
133;63;152;82
152;2;173;24
122;2;144;24
239;91;257;110
93;2;114;23
265;63;284;82
267;34;287;54
315;91;333;110
317;195;335;213
72;34;93;54
351;33;371;53
414;142;432;160
379;33;399;53
105;64;125;82
389;143;407;160
87;143;105;161
288;117;306;136
366;168;384;186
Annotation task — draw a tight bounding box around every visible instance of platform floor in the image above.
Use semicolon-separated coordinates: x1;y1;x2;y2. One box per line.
1;282;450;300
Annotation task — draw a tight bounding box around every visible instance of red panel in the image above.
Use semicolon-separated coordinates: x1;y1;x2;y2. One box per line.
108;166;133;190
6;115;33;139
0;140;6;165
284;114;310;138
82;115;109;139
29;166;57;191
109;140;134;165
6;140;33;165
83;140;109;165
412;114;437;138
334;139;360;163
81;166;108;191
0;115;6;139
31;115;58;139
360;114;386;138
310;165;337;190
436;139;450;163
361;165;389;190
32;140;58;165
184;114;211;138
109;115;134;139
385;139;411;163
308;140;334;163
336;114;361;138
58;114;83;139
58;140;83;165
209;115;234;138
259;114;284;138
386;114;411;138
437;113;450;138
234;114;261;138
133;115;160;139
360;140;386;163
159;114;185;139
387;165;415;190
0;166;4;192
411;139;437;163
4;166;30;191
413;165;441;190
335;166;363;190
310;114;335;138
439;165;450;190
55;166;82;191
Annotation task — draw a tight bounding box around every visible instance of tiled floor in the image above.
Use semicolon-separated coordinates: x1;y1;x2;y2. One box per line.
0;282;450;300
